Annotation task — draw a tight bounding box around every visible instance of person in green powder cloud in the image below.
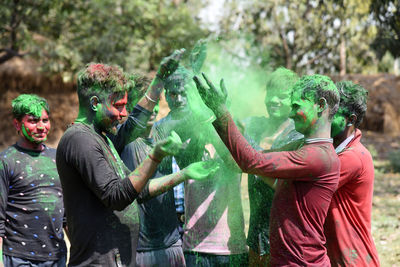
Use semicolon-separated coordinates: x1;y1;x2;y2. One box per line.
0;94;67;267
151;65;248;267
56;50;218;267
242;67;303;267
194;73;341;266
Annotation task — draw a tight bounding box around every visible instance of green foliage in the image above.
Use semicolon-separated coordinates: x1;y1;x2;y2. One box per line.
367;144;378;159
218;0;377;74
388;149;400;173
0;0;207;75
370;0;400;59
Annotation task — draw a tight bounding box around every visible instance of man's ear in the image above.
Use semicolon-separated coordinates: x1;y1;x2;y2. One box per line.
13;118;22;132
90;96;99;111
347;113;357;126
317;97;328;113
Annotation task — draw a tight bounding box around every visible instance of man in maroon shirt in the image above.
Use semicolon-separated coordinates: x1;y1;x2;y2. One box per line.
326;81;380;266
194;73;341;266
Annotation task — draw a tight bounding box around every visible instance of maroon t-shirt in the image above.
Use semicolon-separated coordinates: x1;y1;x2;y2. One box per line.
325;129;380;266
214;113;340;266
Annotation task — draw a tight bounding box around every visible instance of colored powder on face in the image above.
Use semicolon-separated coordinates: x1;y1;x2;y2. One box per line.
291;74;339;120
21;124;38;143
12;94;49;119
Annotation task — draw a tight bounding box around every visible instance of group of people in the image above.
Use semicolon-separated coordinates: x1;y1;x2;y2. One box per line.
0;47;380;267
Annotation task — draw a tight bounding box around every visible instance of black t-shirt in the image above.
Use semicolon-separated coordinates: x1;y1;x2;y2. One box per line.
56;105;151;267
0;144;67;261
121;136;181;251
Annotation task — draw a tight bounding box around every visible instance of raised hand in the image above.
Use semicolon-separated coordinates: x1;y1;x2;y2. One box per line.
183;160;220;180
190;39;208;74
157;48;186;80
152;131;182;160
193;72;228;116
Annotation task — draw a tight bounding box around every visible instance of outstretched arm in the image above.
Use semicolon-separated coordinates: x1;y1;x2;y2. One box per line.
193;73;333;180
141;161;219;200
128;131;183;193
137;49;185;111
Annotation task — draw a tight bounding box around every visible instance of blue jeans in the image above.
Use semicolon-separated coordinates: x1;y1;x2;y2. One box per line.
3;254;66;267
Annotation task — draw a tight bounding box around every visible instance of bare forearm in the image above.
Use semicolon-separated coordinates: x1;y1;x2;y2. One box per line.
137;77;164;111
128;154;161;193
147;172;186;198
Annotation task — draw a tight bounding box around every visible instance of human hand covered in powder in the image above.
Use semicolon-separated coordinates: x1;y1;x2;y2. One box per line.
193;72;228;117
183;160;220;180
156;49;186;80
152;131;183;160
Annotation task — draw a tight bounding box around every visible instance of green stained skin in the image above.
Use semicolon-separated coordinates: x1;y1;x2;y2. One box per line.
21;124;47;143
264;68;298;122
184;161;220;180
289;74;338;136
331;108;347;138
159;131;182;155
289;89;318;135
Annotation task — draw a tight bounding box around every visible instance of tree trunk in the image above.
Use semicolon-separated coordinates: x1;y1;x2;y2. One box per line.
339;35;346;76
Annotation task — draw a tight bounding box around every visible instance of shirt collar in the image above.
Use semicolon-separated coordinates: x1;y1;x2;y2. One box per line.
335;134;355;154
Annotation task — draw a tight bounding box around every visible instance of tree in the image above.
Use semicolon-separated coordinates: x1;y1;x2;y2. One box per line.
370;0;400;59
218;0;376;74
0;0;207;75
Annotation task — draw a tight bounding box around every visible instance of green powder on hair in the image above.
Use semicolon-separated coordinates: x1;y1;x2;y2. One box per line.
12;94;49;119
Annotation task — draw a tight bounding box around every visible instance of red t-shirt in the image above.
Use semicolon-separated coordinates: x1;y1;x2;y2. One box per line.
214;113;340;266
324;129;380;266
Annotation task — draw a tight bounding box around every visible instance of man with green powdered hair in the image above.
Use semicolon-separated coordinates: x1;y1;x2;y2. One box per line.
0;94;67;267
57;50;218;267
195;73;341;266
243;67;303;267
152;66;248;267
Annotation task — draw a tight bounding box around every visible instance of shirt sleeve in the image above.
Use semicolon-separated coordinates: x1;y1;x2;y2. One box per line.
337;149;361;189
0;160;10;237
109;104;152;154
213;112;333;180
65;131;138;211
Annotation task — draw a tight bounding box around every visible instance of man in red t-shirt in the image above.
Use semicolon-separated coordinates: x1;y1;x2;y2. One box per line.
326;81;380;266
194;73;341;266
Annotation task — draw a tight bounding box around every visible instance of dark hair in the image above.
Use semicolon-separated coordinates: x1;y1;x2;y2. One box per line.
126;74;152;113
292;74;340;120
12;94;50;120
335;81;368;127
76;63;128;105
164;66;191;93
266;67;299;92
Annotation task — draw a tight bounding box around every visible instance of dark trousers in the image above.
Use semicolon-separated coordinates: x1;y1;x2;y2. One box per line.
184;251;248;267
3;254;66;267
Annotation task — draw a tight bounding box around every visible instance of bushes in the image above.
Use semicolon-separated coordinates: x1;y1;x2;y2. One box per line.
388;149;400;173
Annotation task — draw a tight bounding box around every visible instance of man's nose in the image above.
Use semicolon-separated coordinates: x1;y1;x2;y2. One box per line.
120;106;128;118
177;95;185;104
270;96;280;103
37;121;45;130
